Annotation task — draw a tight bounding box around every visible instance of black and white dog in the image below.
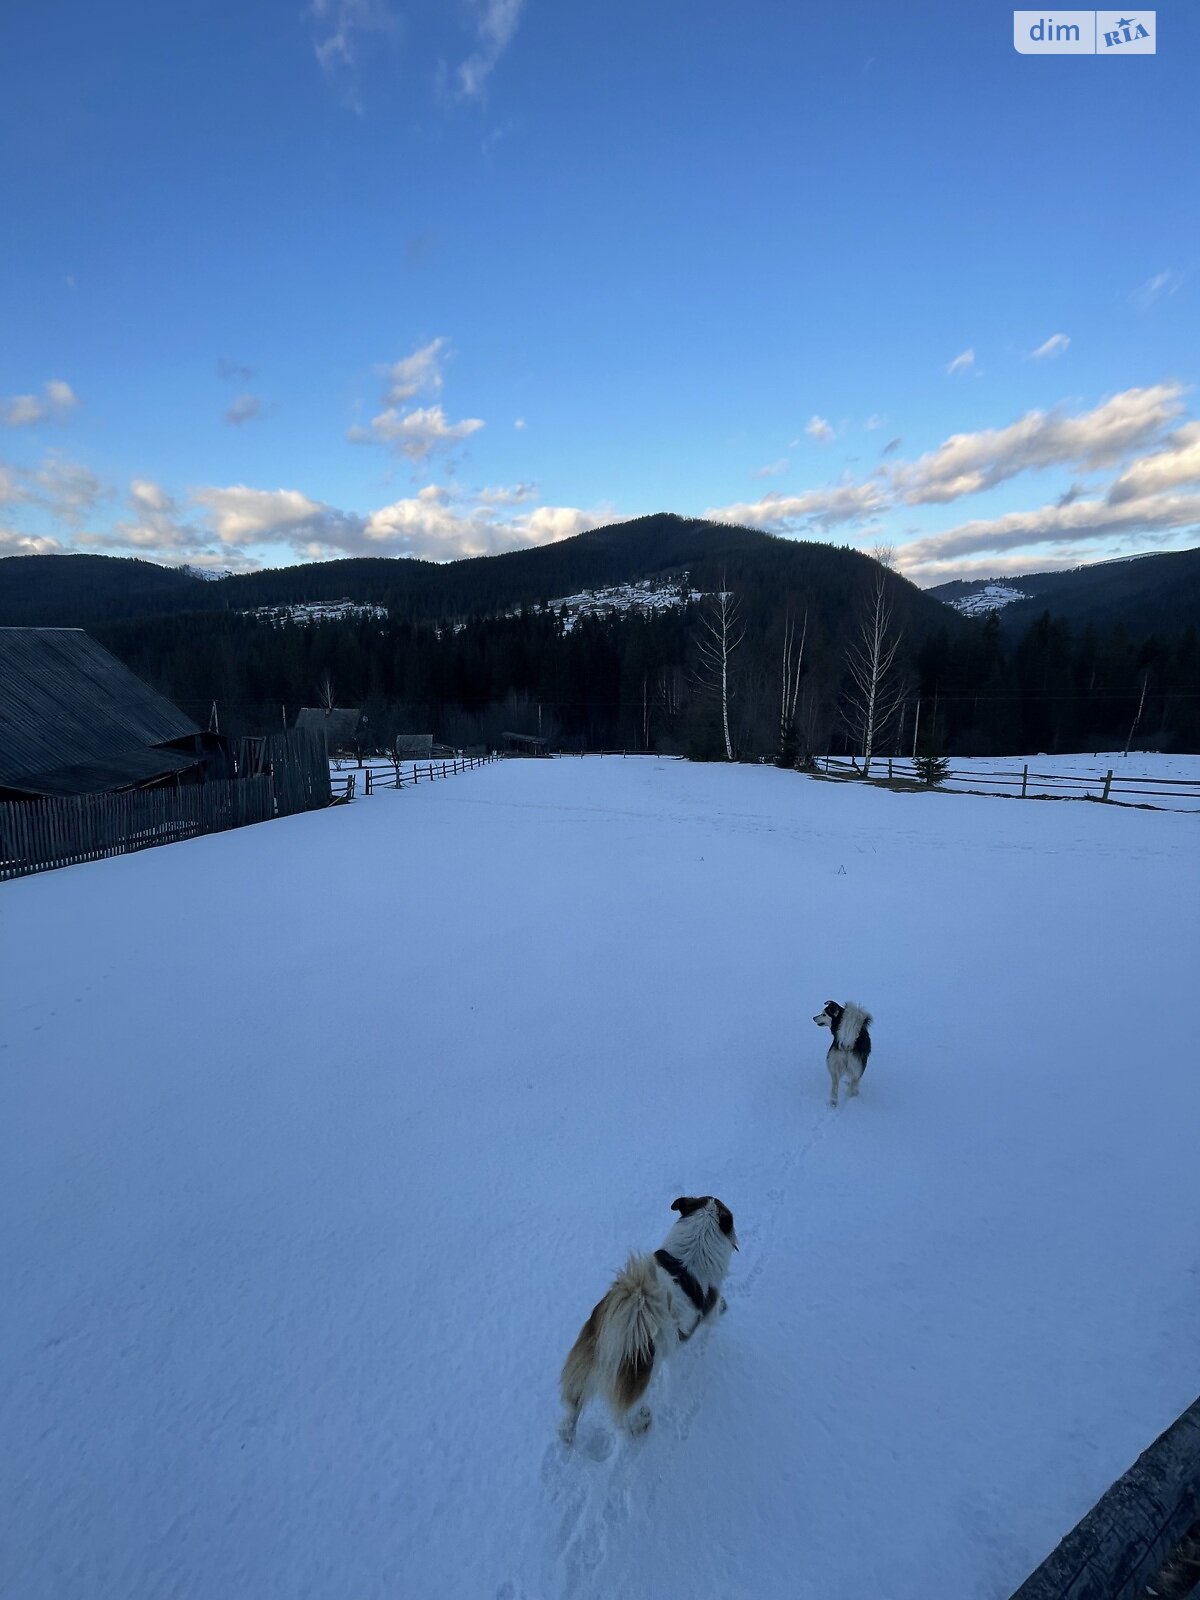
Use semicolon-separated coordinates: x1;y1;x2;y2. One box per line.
558;1195;738;1444
813;1000;873;1107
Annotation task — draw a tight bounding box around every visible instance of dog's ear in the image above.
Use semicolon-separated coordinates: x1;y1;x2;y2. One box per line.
671;1195;708;1218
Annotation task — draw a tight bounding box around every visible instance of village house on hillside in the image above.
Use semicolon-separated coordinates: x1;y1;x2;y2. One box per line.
0;627;231;801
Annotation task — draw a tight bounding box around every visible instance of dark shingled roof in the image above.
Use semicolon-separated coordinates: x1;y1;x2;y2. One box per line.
0;627;201;795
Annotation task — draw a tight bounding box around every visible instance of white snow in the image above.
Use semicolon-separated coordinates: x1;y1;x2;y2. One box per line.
511;576;700;632
2;759;1198;1600
943;582;1030;616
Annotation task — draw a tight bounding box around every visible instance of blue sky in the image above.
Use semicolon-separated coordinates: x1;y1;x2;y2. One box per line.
2;0;1197;582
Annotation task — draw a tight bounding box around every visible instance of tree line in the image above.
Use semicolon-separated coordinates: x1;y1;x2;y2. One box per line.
93;553;1200;758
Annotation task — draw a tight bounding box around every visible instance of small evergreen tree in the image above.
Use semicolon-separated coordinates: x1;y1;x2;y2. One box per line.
913;750;949;785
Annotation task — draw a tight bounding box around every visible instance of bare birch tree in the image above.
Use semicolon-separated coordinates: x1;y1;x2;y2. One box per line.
694;577;745;761
842;551;905;777
317;672;336;713
779;606;808;755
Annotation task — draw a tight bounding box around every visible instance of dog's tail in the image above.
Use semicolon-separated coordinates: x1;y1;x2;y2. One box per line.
838;1002;872;1049
597;1253;672;1414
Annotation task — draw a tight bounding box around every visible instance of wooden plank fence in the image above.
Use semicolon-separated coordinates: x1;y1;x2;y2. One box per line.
817;755;1200;808
1;730;332;882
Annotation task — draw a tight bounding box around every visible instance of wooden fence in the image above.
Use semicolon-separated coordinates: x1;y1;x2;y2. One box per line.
330;753;496;799
1010;1392;1200;1600
1;730;332;882
816;755;1200;808
235;729;333;816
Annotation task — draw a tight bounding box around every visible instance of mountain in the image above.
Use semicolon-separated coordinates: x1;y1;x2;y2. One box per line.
3;519;1195;756
0;553;205;626
928;547;1200;635
0;515;958;638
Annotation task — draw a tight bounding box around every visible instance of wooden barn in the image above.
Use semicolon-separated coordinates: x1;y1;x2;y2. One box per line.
294;706;363;758
502;730;550;756
395;733;433;759
0;627;230;802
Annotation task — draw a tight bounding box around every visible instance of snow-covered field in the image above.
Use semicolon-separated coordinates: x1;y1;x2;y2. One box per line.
3;760;1198;1600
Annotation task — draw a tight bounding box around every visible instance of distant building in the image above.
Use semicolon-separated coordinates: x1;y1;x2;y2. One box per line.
0;627;227;800
395;734;433;759
294;706;363;757
501;731;550;756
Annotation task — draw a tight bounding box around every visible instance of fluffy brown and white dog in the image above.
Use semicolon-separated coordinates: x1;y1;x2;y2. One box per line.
558;1195;738;1444
813;1000;873;1107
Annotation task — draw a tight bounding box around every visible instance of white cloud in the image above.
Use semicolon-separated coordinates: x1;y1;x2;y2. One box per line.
382;337;446;404
455;0;524;99
893;383;1185;505
475;482;538;505
1030;333;1070;360
805;415;834;443
0;465;29;505
130;479;173;515
705;482;887;532
753;458;790;479
894;489;1200;582
1132;268;1184;309
349;403;485;460
30;456;110;525
946;348;975;376
364;486;607;559
307;0;398;110
0;528;65;554
102;479;202;550
374;496;609;560
907;552;1088;586
514;417;526;430
1106;422;1200;502
190;485;346;545
2;379;80;427
224;394;262;425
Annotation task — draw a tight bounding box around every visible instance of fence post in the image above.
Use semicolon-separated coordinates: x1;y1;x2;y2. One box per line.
1102;769;1113;802
1022;764;1029;799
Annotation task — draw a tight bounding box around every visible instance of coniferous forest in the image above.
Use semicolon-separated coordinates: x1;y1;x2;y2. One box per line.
2;516;1197;758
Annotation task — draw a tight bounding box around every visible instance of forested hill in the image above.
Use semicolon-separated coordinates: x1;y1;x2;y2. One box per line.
0;515;955;635
928;546;1200;636
1;518;1196;756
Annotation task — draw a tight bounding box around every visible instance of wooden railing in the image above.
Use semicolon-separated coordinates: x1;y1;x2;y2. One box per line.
329;753;498;798
816;755;1200;808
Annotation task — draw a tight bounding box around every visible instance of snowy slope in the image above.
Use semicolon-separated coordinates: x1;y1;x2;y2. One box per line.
945;581;1030;616
2;761;1198;1600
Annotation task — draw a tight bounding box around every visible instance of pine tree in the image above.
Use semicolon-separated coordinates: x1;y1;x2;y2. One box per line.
913;749;949;786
